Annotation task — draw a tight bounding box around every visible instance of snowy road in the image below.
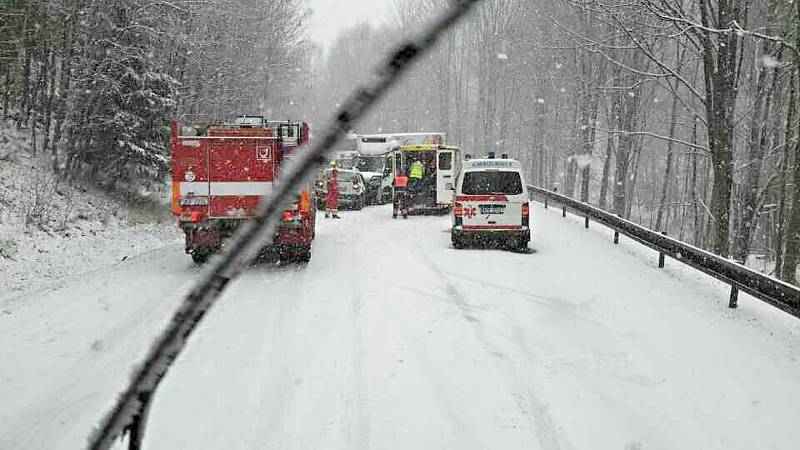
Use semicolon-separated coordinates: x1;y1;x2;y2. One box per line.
2;203;800;449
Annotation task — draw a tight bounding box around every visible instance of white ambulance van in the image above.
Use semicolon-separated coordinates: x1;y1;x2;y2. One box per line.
451;157;530;251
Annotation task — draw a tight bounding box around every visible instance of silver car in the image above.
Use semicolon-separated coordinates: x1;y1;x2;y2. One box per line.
315;168;368;210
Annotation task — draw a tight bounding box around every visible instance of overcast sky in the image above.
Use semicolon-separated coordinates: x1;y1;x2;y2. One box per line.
307;0;395;48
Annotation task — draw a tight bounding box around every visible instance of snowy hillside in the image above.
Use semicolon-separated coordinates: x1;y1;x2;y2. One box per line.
0;125;179;297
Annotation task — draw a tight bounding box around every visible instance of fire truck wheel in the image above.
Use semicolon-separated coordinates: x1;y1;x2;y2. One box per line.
452;237;466;249
191;252;209;264
295;246;312;263
509;239;529;253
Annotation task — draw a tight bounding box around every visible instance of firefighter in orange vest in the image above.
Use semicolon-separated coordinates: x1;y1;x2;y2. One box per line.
393;169;409;219
326;160;340;219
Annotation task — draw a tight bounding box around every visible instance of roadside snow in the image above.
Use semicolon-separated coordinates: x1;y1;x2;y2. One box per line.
0;125;179;299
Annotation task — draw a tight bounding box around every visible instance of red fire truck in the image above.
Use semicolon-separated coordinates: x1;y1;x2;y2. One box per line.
170;116;315;264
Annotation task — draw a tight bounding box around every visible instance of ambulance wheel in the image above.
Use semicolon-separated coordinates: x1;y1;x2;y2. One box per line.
191;252;208;264
452;237;466;249
511;239;529;253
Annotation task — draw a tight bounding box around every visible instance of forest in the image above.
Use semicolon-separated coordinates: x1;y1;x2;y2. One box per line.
0;0;308;191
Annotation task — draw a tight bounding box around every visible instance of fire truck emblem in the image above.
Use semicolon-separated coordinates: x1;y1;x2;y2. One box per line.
256;146;273;162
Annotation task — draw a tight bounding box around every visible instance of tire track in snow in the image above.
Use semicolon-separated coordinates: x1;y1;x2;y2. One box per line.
406;333;484;448
241;263;313;449
345;209;390;450
349;289;371;450
413;222;574;450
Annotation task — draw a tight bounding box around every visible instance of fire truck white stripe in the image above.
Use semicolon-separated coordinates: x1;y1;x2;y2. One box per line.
209;182;273;196
179;182;209;196
179;182;274;196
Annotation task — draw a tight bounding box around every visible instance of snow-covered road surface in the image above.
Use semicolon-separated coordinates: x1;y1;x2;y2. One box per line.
2;204;799;449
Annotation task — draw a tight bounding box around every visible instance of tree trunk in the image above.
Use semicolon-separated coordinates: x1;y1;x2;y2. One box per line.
654;91;681;231
699;0;747;257
598;128;615;210
579;90;599;203
780;121;800;283
774;70;797;277
41;47;56;155
732;61;780;262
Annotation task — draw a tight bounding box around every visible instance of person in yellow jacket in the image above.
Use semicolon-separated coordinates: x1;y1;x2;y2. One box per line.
408;159;425;203
409;159;425;180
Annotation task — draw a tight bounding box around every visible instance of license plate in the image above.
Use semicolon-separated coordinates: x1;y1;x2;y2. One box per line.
480;204;505;214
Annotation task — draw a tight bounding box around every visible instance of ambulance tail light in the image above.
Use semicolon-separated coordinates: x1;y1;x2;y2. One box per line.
454;202;463;226
522;202;530;227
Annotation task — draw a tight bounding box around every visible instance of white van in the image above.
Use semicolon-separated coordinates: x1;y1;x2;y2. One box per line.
451;157;530;251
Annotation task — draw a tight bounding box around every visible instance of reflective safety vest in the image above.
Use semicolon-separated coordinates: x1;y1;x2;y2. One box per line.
409;161;425;179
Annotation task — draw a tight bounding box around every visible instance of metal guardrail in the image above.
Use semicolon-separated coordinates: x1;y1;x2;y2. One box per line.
528;185;800;319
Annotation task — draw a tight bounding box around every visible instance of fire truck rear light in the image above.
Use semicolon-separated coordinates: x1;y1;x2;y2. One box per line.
454;202;463;216
283;205;301;222
190;212;200;223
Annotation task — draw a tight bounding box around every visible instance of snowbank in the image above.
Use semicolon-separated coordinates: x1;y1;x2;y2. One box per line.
0;125;179;299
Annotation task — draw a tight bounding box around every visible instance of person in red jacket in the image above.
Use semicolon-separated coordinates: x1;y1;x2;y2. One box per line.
326;160;340;219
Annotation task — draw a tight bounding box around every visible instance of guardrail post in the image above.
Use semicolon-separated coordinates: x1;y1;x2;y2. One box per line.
584;216;589;229
614;214;621;244
658;231;667;268
729;286;739;309
544;197;548;209
562;205;566;217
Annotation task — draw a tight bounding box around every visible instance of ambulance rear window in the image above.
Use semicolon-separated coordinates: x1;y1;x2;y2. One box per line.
462;171;523;195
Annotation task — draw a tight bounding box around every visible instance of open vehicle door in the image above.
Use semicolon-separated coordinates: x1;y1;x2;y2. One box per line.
437;147;457;205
